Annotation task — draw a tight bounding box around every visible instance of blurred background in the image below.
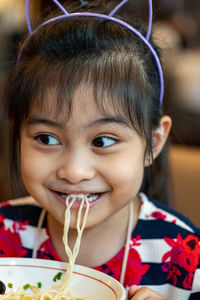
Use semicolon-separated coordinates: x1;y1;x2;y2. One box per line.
0;0;199;226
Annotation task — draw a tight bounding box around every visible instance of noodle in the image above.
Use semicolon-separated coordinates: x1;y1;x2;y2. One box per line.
0;194;90;300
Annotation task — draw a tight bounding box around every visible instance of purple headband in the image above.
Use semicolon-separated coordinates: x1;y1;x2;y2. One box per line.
19;0;164;104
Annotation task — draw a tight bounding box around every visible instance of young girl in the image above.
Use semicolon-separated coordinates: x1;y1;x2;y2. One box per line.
1;1;200;299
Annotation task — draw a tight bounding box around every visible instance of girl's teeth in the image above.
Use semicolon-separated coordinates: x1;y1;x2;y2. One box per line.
61;193;100;202
87;194;99;202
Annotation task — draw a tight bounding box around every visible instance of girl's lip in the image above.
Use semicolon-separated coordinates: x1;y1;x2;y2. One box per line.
52;190;107;209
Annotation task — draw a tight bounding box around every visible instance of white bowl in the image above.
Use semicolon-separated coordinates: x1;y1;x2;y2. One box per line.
0;258;127;300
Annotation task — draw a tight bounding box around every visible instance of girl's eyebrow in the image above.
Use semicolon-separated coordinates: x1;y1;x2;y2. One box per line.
27;117;65;128
87;116;131;128
27;116;131;128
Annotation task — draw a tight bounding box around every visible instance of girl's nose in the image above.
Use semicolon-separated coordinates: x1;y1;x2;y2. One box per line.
56;151;96;184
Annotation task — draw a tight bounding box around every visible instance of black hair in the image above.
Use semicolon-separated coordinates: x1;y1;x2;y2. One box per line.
0;101;9;201
2;1;170;204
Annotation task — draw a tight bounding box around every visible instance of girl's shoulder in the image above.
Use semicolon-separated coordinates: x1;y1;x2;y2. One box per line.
0;196;49;258
137;193;200;238
0;196;43;227
129;194;200;295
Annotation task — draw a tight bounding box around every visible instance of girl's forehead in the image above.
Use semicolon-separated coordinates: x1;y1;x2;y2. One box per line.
28;85;119;123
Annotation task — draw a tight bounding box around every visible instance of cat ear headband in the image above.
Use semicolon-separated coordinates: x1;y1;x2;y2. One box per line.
19;0;164;104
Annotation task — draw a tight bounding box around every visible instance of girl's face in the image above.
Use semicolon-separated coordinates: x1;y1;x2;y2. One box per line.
20;86;146;229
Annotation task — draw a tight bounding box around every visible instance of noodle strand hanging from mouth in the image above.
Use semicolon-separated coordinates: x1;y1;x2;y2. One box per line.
59;194;90;293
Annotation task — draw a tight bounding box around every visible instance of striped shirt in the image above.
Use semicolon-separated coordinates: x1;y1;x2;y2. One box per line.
0;193;199;299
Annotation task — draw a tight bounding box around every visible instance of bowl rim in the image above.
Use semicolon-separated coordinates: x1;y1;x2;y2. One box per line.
0;257;127;300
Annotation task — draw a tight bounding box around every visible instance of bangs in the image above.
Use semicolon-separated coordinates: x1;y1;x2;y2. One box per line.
18;50;149;137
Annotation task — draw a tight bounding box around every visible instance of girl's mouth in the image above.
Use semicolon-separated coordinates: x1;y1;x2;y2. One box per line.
55;192;106;209
62;193;101;202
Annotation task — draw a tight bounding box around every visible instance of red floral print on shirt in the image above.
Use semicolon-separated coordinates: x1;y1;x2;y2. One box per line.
123;246;150;286
0;214;28;257
162;233;200;289
95;235;150;287
151;211;167;220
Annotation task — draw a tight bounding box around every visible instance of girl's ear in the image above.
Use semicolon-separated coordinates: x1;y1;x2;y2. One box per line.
145;115;172;166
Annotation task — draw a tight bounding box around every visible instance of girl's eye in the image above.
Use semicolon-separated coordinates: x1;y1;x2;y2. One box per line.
92;136;116;148
36;134;60;145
